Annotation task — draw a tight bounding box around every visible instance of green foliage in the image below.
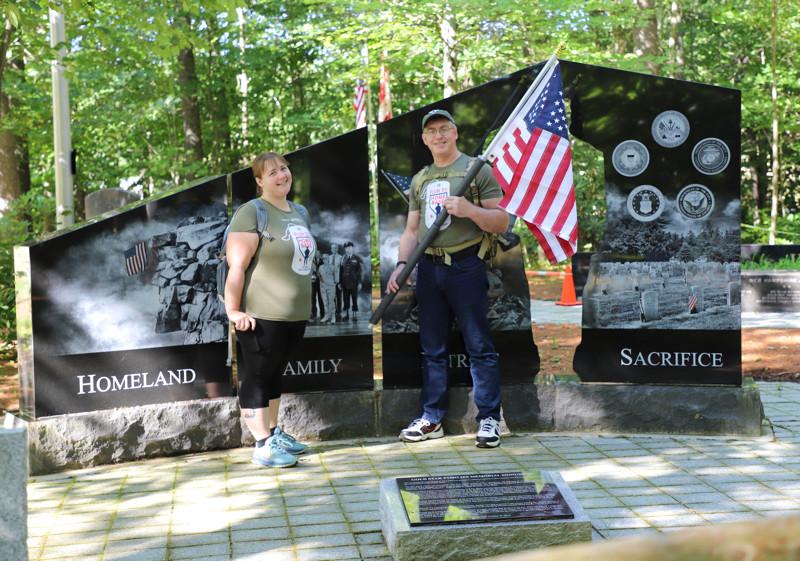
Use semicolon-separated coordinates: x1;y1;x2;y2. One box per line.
742;211;800;244
741;253;800;270
0;192;55;344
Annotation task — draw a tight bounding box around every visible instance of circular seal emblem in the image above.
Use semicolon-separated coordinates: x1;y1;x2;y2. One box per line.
651;110;690;148
692;137;730;175
627;185;665;222
612;140;650;177
677;184;715;220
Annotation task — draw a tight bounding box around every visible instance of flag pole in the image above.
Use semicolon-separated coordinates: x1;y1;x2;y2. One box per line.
369;54;558;325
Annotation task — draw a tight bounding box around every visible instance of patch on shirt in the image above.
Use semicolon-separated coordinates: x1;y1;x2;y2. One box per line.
425;180;452;230
282;224;316;275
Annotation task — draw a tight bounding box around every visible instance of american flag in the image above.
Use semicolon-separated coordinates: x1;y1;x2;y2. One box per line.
487;59;577;264
689;293;698;313
381;169;412;202
354;79;367;128
124;241;148;276
378;56;393;122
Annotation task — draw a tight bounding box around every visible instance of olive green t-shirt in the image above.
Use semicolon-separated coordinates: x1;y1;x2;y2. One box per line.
408;153;503;248
229;200;315;321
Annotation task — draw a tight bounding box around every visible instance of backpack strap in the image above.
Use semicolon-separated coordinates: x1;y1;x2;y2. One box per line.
250;197;271;239
288;201;311;227
220;198;271;260
222;198;270;368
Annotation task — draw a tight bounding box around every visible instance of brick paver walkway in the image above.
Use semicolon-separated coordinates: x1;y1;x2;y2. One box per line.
27;381;800;561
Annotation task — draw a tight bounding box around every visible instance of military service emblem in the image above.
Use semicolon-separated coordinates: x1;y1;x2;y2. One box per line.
692;138;730;175
651;110;690;148
612;140;650;177
677;184;715;220
627;185;665;222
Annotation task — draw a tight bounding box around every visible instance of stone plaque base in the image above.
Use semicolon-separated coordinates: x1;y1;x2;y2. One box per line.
380;472;591;561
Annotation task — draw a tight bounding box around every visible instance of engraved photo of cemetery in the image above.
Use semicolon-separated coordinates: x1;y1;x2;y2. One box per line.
582;185;741;330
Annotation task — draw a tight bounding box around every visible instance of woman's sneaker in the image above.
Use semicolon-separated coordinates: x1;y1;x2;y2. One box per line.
272;426;308;455
476;417;501;448
399;418;444;442
252;438;298;468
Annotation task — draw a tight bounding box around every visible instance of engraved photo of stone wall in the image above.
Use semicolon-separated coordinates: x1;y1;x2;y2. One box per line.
582;260;741;330
30;181;228;356
150;212;228;345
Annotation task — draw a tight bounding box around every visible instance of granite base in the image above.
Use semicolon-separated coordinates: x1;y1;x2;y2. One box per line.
379;472;591;561
8;378;764;474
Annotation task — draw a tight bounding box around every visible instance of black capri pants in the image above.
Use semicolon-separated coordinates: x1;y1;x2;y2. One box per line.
236;318;306;409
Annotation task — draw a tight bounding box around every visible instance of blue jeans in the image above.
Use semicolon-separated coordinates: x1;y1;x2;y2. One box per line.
416;253;501;423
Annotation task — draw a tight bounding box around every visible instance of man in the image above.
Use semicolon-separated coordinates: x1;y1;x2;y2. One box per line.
329;242;344;321
387;109;509;448
310;253;325;322
318;253;337;324
340;241;363;321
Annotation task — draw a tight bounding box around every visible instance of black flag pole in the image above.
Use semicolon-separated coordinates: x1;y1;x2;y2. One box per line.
369;57;559;326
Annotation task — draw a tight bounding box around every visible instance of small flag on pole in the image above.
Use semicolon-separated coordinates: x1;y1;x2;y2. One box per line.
689;293;698;313
124;241;148;276
486;59;578;264
378;54;393;122
381;169;412;203
354;79;367;128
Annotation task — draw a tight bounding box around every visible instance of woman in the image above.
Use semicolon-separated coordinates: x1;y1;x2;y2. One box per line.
224;151;315;468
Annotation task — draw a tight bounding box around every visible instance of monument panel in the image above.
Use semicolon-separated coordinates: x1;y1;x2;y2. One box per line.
376;69;541;388
16;177;234;418
230;128;374;394
742;271;800;313
560;60;742;385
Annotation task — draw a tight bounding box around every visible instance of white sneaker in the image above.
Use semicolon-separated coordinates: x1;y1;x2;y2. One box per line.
476;417;501;448
399;418;444;442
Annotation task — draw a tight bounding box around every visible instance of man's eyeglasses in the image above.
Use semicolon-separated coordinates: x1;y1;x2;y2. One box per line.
423;125;454;137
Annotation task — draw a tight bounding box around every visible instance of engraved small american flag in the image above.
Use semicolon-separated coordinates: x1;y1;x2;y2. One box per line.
124;241;148;276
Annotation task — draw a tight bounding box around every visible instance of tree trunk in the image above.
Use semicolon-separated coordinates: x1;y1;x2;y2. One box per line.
178;37;204;174
667;0;684;78
0;23;31;216
440;5;458;97
768;0;779;244
633;0;660;74
205;15;233;172
293;75;310;148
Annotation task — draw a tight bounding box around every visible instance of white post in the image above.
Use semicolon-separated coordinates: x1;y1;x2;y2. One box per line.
236;7;249;151
50;8;74;228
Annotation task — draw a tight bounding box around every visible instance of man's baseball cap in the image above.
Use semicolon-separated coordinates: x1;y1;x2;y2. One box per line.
421;109;456;129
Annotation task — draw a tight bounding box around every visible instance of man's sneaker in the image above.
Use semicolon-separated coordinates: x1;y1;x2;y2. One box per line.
252;438;298;468
272;426;308;455
399;418;444;442
476;417;501;448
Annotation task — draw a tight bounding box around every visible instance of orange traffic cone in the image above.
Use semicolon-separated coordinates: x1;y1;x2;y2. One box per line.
555;265;581;306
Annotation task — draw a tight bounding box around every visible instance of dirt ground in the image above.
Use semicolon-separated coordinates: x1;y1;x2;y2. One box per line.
1;276;797;414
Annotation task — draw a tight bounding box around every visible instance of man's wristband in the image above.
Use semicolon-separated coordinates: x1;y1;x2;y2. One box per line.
396;260;407;268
